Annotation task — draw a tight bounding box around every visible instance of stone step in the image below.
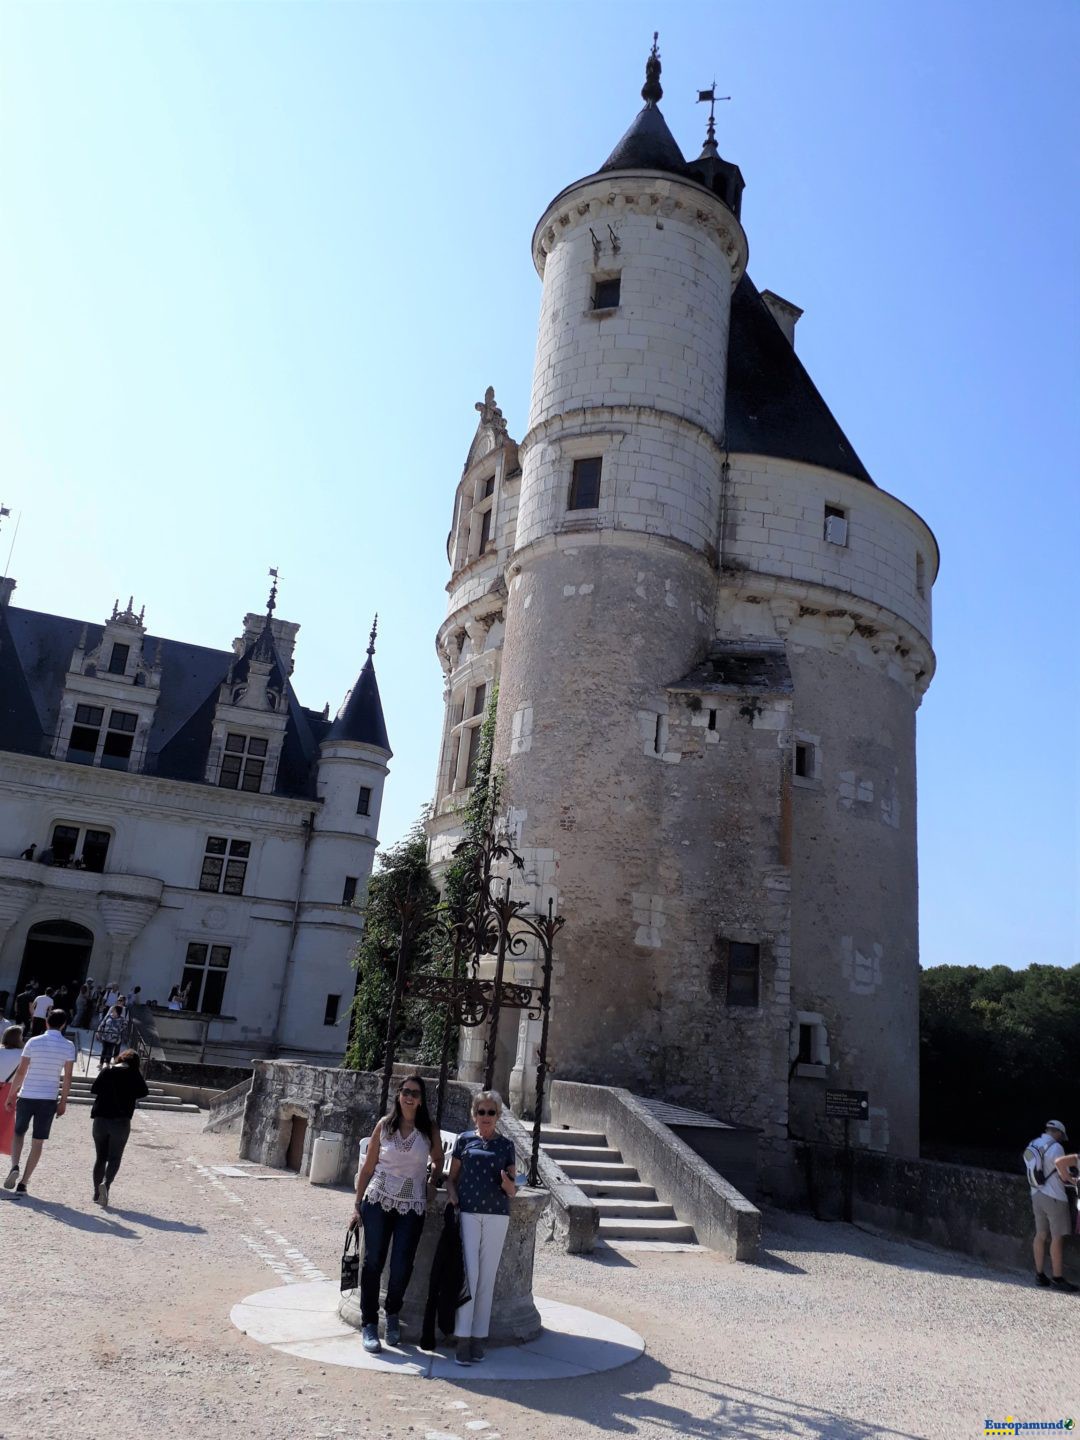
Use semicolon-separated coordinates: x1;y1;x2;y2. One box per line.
598;1217;697;1243
541;1144;622;1165
592;1198;676;1220
66;1095;200;1113
558;1159;641;1182
576;1179;658;1201
537;1127;609;1148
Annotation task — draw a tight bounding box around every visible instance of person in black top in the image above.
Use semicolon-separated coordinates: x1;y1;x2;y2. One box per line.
90;1050;148;1208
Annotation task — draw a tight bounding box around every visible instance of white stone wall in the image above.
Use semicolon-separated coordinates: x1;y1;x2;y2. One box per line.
724;456;937;644
0;743;379;1061
529;175;747;435
515;411;725;556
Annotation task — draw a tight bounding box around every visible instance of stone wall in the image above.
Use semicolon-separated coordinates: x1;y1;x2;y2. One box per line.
796;1143;1080;1281
239;1062;477;1186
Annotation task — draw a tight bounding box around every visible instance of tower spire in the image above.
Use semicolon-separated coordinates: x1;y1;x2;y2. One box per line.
367;614;378;660
252;567;279;663
641;32;662;106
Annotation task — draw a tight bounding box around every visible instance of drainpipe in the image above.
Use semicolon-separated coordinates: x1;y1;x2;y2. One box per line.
272;808;317;1052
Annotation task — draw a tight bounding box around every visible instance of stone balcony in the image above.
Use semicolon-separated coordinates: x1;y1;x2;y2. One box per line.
0;855;163;936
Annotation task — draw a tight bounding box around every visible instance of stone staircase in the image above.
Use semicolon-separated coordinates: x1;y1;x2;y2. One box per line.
539;1123;697;1245
67;1075;200;1114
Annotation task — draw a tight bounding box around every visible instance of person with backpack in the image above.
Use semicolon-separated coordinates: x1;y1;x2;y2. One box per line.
1024;1119;1077;1291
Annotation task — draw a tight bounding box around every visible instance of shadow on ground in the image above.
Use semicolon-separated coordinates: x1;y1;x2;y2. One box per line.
454;1354;924;1438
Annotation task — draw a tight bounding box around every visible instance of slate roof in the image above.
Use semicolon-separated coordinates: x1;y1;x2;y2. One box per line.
599;103;688;176
668;642;793;696
726;275;873;485
0;603;349;799
326;655;391;753
580;82;875;486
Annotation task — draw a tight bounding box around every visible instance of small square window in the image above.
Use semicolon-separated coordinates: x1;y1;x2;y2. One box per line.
568;457;602;511
593;276;621;310
798;1023;815;1064
224;733;246;754
824;505;848;546
726;941;760;1007
247;736;268;757
75;704;104;726
357;786;372;816
108;643;130;675
324;994;341;1026
342;876;358;906
794;741;815;779
205;837;228;856
229;840;251;859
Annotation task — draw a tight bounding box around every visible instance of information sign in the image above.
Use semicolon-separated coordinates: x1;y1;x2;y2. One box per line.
825;1088;869;1120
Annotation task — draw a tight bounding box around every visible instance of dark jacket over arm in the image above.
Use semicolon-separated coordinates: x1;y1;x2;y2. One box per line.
420;1207;471;1349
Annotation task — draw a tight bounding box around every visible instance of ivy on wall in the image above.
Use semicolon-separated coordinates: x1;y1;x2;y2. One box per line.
343;685;501;1074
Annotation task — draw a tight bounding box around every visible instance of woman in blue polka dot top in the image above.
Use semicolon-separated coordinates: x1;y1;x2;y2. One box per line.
445;1090;517;1365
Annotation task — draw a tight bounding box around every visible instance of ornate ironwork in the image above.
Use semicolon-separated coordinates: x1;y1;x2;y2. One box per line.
377;819;564;1180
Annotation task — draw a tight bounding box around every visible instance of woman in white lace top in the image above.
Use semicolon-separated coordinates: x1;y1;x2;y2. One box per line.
351;1074;443;1354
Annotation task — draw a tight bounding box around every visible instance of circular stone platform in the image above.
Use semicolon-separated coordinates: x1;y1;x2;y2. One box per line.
231;1280;644;1381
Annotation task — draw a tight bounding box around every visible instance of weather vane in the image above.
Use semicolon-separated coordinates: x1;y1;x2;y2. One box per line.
696;82;731;149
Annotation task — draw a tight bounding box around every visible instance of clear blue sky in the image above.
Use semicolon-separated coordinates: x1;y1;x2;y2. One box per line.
1;2;1076;970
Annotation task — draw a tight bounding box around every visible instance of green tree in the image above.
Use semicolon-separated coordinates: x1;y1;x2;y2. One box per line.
342;685;501;1074
343;820;439;1073
921;962;1080;1160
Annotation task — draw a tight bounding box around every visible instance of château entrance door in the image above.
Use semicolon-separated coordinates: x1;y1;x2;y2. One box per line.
16;920;94;995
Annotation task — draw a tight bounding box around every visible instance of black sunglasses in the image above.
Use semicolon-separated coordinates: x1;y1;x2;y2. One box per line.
475;1108;498;1117
399;1088;422;1099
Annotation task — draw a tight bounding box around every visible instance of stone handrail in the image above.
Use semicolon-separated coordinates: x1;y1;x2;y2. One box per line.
498;1107;598;1254
204;1078;253;1132
552;1080;760;1261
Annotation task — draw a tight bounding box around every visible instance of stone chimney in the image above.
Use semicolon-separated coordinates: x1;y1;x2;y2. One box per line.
760;289;803;348
236;613;300;675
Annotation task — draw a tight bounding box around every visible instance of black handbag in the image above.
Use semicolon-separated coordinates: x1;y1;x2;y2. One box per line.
340;1223;361;1292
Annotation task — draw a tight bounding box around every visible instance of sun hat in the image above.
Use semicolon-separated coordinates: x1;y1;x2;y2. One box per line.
1045;1119;1069;1140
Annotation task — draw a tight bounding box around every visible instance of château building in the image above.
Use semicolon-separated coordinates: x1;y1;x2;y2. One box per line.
0;577;390;1064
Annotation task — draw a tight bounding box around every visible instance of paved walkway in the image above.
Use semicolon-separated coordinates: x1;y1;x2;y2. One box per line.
0;1106;1070;1439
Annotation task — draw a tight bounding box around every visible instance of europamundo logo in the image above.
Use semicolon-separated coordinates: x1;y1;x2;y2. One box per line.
984;1421;1075;1435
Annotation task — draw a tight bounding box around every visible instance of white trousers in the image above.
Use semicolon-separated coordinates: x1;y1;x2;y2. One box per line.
455;1212;509;1339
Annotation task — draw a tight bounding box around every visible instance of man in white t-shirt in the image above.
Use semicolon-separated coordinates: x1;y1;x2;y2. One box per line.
3;1008;76;1196
29;990;53;1037
1028;1118;1078;1292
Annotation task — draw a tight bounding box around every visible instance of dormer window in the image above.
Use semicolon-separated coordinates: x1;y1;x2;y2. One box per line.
68;704;104;762
108;642;130;675
101;710;137;770
218;733;268;792
66;705;137;770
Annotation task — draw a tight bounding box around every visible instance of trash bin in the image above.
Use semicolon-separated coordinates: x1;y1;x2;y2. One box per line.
309;1131;344;1185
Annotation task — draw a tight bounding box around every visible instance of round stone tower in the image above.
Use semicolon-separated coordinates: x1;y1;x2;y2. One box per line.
442;42;936;1180
493;43;760;1104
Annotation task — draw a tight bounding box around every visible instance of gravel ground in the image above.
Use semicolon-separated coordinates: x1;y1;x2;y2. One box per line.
0;1105;1072;1440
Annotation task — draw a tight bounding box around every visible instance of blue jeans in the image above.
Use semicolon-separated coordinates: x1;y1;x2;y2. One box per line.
359;1200;425;1325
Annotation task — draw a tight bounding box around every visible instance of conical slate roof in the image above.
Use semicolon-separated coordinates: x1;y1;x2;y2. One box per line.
326;654;391;753
599;103;687;176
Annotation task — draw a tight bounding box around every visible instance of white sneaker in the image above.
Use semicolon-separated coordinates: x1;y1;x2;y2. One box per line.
2;1166;18;1191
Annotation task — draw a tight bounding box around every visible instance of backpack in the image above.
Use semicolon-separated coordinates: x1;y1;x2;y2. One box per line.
1023;1138;1050;1188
